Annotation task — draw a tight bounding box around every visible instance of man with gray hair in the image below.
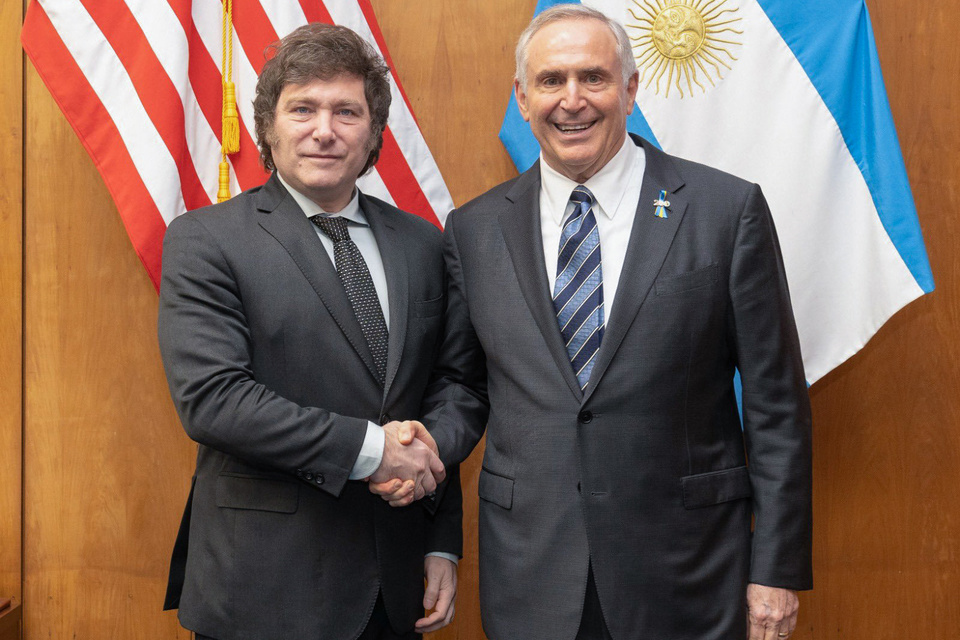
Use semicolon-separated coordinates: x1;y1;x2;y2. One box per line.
159;22;458;640
374;4;812;639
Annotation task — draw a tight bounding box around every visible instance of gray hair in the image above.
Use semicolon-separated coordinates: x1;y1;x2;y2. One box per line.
515;4;637;88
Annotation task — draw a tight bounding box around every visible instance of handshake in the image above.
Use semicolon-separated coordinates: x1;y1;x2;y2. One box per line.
368;420;445;507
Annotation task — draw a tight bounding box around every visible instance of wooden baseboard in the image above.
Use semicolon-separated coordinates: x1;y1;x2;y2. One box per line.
0;597;21;640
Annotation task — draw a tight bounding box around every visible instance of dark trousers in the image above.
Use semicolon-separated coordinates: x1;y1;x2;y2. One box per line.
195;592;418;640
358;592;419;640
575;566;613;640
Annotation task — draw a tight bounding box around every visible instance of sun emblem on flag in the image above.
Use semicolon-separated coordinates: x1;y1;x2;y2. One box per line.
627;0;743;98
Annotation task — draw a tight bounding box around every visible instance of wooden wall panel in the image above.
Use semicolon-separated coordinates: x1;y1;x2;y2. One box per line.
794;2;960;638
22;56;195;640
0;0;23;605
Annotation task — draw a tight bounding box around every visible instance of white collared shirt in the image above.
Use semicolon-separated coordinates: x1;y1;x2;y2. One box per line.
539;136;646;317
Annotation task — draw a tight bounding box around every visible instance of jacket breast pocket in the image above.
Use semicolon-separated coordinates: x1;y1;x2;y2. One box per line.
655;263;719;296
681;466;752;509
478;468;514;509
412;294;443;318
216;473;299;513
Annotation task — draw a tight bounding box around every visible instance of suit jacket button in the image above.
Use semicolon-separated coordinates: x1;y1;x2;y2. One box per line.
578;410;593;424
380;413;391;425
315;474;325;485
295;469;304;478
304;472;314;481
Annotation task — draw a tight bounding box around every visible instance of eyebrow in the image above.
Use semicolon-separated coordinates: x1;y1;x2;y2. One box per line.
282;96;367;112
534;66;611;81
331;99;366;112
579;66;612;77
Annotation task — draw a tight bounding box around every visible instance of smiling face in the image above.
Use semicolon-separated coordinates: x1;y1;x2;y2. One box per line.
515;17;639;183
269;74;374;212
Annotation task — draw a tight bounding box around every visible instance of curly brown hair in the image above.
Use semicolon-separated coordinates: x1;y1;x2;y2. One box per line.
253;23;392;176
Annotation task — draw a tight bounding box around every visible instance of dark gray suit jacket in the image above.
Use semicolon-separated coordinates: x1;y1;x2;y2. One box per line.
158;174;461;640
424;136;812;640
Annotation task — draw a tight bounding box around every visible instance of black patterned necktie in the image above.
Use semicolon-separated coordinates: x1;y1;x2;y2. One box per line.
553;185;604;390
311;215;388;385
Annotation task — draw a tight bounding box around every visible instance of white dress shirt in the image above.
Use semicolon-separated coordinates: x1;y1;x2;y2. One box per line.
539;136;646;317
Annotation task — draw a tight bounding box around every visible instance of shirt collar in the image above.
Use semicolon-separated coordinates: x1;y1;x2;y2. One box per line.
275;173;367;227
540;136;639;225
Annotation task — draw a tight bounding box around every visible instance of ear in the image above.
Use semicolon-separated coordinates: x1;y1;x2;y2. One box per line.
624;70;640;114
514;78;531;122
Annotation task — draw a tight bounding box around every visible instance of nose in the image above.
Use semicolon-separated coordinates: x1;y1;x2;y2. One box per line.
559;79;586;112
312;111;336;144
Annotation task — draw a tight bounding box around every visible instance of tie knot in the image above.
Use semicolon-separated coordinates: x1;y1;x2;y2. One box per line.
311;215;350;243
569;185;595;208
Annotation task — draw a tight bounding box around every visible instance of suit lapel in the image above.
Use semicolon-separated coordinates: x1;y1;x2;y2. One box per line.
255;175;380;385
583;137;687;404
499;164;584;401
361;193;407;401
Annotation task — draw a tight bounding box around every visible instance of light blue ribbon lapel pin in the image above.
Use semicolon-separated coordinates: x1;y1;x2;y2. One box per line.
654;190;670;219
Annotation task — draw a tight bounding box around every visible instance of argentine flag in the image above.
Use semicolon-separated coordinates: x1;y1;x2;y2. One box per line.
500;0;934;384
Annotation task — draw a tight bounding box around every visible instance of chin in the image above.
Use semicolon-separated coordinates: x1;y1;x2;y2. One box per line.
302;176;342;190
554;144;598;161
558;156;599;173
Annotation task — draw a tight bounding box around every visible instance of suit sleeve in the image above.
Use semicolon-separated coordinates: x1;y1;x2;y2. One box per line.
425;465;463;558
729;185;814;590
158;214;368;497
421;210;491;467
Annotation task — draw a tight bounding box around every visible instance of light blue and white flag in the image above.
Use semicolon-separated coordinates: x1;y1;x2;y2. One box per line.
501;0;934;384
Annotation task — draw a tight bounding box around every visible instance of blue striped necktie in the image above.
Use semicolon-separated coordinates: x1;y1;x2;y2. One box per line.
553;185;604;390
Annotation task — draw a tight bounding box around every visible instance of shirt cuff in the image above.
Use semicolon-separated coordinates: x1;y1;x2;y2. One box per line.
426;552;459;565
349;422;385;480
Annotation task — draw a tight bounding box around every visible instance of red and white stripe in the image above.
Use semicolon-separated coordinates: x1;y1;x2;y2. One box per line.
21;0;455;289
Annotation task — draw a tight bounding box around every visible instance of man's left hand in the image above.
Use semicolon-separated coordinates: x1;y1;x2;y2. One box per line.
415;556;457;633
746;583;798;640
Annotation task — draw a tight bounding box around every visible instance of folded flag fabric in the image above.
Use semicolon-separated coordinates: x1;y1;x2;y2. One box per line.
501;0;933;384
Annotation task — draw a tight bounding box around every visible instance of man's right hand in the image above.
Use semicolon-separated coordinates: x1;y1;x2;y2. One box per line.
368;421;445;502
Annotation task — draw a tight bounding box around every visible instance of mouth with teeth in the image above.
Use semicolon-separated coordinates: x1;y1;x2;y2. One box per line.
554;121;595;133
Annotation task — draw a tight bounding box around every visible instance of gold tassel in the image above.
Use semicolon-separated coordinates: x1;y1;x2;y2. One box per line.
221;81;239;154
217;160;232;203
217;0;236;201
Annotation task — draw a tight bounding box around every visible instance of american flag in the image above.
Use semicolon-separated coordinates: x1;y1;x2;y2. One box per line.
21;0;455;289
